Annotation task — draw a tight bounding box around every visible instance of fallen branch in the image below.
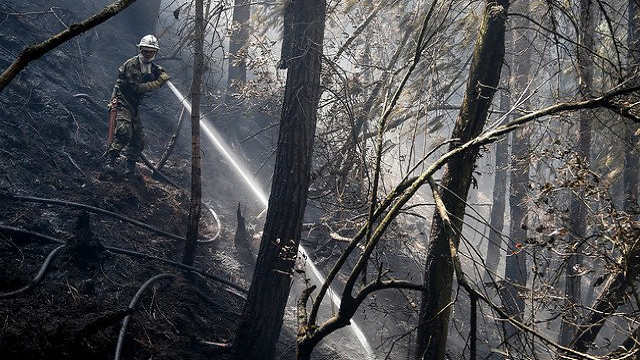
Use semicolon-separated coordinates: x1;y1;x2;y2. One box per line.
60;149;87;177
0;224;247;294
103;246;246;293
157;106;186;170
4;193;220;243
140;154;180;188
0;224;65;244
0;0;141;93
3;193;185;241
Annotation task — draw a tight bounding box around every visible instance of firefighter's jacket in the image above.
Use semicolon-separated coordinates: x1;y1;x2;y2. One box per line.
111;55;166;108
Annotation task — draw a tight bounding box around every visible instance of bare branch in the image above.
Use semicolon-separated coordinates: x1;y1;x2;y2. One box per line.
0;0;141;93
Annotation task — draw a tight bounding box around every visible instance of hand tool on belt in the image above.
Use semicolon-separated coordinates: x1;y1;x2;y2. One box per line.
106;98;117;150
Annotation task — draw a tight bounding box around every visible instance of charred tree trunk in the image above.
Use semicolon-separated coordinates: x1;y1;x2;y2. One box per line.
559;0;593;346
503;0;531;350
484;28;513;282
625;0;640;213
414;1;509;359
223;0;251;143
182;0;204;267
226;0;250;98
232;1;326;359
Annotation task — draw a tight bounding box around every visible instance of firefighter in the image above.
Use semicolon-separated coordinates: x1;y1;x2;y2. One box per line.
104;34;171;175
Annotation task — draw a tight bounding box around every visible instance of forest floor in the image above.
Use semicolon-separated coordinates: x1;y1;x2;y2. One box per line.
0;168;248;360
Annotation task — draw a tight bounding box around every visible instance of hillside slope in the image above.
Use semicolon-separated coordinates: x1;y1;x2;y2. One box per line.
0;1;249;359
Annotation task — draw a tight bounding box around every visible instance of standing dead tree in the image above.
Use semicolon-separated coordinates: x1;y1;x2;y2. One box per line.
414;1;509;358
559;0;594;346
182;0;205;267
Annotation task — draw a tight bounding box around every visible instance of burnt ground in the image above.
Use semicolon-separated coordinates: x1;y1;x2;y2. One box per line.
0;1;250;359
0;1;346;359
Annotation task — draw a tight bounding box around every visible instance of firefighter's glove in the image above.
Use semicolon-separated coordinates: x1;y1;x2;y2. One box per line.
158;72;171;84
138;75;168;92
107;98;118;112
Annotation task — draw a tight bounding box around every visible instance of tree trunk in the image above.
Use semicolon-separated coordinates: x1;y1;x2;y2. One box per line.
485;135;508;280
414;1;509;359
559;0;593;346
226;0;250;97
232;1;326;359
223;0;251;143
182;0;204;267
484;33;512;359
484;27;513;282
503;0;531;349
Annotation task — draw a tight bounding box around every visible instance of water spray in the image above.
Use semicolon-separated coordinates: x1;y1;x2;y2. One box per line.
166;81;269;206
166;80;374;359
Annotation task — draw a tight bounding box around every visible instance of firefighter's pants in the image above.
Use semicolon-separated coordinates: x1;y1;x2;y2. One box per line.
109;105;144;161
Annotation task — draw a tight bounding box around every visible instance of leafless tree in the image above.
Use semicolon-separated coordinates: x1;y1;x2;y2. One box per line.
182;0;205;267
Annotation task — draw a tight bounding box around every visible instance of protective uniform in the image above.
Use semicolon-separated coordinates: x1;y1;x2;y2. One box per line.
106;35;170;174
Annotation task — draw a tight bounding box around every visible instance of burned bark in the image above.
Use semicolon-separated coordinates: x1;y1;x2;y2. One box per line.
182;0;204;267
414;1;509;359
232;0;327;358
559;0;594;346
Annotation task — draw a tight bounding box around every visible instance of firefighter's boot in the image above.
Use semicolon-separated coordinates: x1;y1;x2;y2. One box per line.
124;159;136;176
103;151;118;172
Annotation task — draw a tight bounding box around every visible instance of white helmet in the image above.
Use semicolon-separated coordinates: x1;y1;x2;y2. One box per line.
137;35;160;50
